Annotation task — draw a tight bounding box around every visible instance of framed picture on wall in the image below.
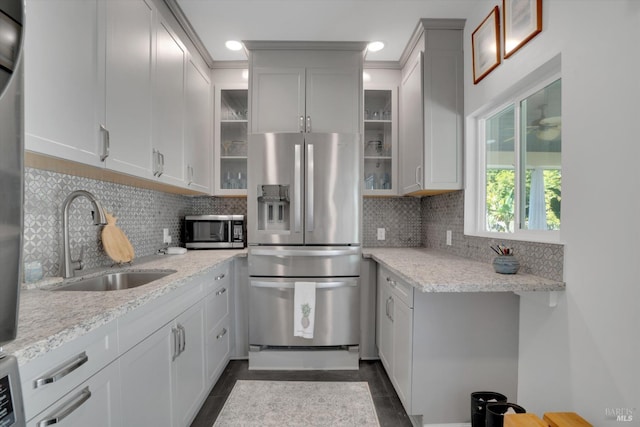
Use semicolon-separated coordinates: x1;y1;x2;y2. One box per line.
503;0;543;58
472;6;501;84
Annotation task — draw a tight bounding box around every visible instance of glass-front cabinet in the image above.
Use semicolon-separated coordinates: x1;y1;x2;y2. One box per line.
364;87;397;195
215;86;248;195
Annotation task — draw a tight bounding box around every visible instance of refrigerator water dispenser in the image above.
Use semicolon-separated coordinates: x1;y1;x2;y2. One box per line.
257;185;290;231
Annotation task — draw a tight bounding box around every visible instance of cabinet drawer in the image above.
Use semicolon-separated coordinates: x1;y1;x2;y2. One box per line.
206;280;230;332
207;316;230;383
21;321;119;421
27;360;122;427
117;276;204;354
378;266;414;308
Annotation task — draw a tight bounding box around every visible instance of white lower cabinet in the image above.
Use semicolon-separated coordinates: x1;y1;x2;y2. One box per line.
27;360;122;427
376;264;520;424
377;267;413;409
21;260;235;427
171;302;207;427
120;323;173;426
119;301;206;427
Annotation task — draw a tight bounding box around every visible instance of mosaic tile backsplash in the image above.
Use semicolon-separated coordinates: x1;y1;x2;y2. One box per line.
24;168;192;278
363;197;422;247
23;167;562;281
421;191;564;281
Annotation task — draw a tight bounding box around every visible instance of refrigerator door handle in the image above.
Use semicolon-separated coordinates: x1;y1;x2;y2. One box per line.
251;280;358;289
294;144;302;233
306;143;314;232
250;247;359;257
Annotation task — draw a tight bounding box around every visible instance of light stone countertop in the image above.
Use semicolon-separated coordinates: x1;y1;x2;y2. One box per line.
5;249;245;365
6;247;563;366
363;247;565;293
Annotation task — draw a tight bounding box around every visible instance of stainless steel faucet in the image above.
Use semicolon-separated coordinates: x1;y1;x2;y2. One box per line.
61;190;108;278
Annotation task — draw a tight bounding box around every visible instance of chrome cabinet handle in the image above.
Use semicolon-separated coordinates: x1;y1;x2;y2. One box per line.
215;287;227;296
215;273;226;281
216;328;228;340
34;352;89;389
153;149;160;176
187;165;194;185
387;296;394;322
306;143;314;232
178;324;186;354
385;296;390;318
99;125;110;162
37;387;91;427
159;152;165;176
415;165;422;188
172;327;180;360
306;116;311;133
299;115;305;133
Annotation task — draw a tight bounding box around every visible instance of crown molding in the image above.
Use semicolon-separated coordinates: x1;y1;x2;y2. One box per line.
164;0;214;68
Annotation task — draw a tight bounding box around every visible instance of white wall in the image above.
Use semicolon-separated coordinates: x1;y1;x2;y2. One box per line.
464;1;640;424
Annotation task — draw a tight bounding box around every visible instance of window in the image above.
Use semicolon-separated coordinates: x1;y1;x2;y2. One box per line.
480;77;561;240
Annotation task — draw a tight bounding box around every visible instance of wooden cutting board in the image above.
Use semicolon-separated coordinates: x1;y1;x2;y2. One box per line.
101;212;135;264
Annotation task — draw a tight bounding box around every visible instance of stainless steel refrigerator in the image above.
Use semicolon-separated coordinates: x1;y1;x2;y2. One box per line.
247;132;362;350
0;0;25;424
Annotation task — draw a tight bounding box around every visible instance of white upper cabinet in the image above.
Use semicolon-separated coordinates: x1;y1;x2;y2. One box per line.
25;0;104;166
152;18;186;186
104;0;154;179
185;57;213;194
24;0;213;194
250;67;305;134
305;66;361;134
364;69;400;196
246;43;365;135
399;20;464;195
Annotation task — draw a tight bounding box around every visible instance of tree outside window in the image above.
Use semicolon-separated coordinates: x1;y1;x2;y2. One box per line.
484;78;561;234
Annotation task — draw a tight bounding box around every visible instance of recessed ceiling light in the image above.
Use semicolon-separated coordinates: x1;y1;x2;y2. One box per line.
367;41;385;52
225;40;243;51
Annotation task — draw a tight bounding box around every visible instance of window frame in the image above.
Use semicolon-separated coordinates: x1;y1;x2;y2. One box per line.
467;73;562;244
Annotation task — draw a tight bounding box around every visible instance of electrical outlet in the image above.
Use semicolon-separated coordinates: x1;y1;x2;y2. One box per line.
163;228;171;244
377;228;386;240
446;230;452;246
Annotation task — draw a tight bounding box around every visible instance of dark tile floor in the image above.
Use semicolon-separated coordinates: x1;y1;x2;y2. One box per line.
190;360;413;427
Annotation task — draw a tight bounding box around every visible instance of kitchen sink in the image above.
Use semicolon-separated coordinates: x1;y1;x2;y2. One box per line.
51;270;176;292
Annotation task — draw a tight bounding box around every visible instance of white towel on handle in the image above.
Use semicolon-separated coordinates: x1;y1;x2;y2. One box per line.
294;281;316;339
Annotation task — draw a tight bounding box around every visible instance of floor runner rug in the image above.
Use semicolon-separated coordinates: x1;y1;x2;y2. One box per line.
212;380;380;426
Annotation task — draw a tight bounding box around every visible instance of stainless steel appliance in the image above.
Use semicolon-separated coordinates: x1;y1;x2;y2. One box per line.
0;0;25;425
247;132;361;352
184;215;245;249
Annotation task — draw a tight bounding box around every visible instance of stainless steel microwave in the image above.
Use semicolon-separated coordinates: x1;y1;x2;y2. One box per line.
184;215;245;249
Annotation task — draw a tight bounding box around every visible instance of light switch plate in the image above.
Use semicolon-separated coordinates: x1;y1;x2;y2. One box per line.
377;228;385;240
446;230;452;246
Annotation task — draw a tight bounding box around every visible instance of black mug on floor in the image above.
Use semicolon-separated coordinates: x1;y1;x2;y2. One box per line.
470;391;508;427
486;402;526;427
